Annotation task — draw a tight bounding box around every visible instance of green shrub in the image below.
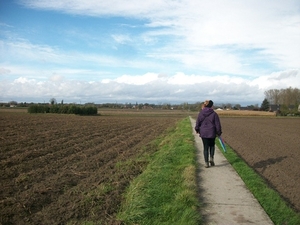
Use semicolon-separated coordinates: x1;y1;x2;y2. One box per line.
28;104;98;115
28;105;49;113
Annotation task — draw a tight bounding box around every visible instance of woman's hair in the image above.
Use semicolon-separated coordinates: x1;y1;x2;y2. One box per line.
203;100;213;108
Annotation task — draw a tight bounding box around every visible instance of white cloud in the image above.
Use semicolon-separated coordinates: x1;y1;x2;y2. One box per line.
1;40;65;65
7;0;300;73
0;39;133;73
111;34;133;44
114;73;162;85
19;0;175;17
19;1;299;46
1;70;299;105
1;0;299;104
251;69;300;90
0;68;11;75
14;77;35;84
50;73;64;82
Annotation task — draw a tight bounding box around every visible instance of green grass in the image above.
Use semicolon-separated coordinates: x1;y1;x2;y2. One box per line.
216;141;300;225
117;117;201;225
117;117;300;225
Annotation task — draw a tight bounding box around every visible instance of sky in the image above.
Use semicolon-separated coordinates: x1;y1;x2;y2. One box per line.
0;0;299;106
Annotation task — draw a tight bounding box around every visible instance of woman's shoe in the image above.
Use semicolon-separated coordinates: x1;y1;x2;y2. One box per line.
210;157;215;166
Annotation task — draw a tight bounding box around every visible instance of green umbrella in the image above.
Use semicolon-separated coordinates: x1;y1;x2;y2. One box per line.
218;136;227;153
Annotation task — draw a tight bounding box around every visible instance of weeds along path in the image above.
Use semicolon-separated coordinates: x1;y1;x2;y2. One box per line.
0;112;183;225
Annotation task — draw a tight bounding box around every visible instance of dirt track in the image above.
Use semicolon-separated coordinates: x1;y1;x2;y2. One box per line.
220;117;300;212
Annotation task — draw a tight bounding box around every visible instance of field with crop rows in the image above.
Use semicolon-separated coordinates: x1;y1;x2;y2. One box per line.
220;117;300;213
0;110;185;225
1;108;299;224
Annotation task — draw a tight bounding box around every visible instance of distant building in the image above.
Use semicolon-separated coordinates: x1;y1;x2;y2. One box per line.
269;104;280;112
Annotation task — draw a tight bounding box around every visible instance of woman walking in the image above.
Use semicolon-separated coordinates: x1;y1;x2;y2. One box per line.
195;100;222;168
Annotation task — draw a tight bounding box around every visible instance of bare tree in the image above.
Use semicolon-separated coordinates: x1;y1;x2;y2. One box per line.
280;87;300;106
234;104;241;110
264;89;280;104
265;87;300;106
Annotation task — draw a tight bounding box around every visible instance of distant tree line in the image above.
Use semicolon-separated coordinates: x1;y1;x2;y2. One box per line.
264;87;300;116
264;87;300;106
3;87;300;116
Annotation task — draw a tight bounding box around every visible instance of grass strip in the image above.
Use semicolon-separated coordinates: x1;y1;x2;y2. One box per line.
117;117;201;225
216;141;300;225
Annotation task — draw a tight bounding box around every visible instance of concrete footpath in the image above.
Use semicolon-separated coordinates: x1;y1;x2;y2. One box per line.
190;117;274;225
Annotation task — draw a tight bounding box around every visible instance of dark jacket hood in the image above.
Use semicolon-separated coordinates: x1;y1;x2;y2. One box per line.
201;107;214;117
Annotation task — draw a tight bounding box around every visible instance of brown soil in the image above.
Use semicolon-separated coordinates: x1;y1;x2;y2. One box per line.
0;111;183;225
2;109;299;224
220;117;300;212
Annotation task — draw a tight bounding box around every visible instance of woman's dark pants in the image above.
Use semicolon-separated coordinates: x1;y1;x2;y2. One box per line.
201;137;216;162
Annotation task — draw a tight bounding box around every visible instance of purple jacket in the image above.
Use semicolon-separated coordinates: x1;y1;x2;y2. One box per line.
195;107;222;138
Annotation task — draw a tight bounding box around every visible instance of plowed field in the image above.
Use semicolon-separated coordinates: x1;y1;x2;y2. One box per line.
221;117;300;213
0;111;184;225
2;110;300;224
